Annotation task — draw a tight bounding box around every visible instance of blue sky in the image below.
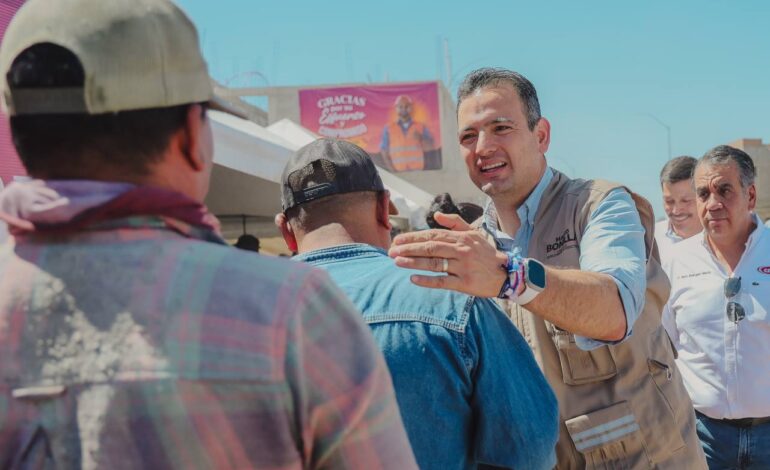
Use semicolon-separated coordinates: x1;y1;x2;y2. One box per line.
177;0;770;216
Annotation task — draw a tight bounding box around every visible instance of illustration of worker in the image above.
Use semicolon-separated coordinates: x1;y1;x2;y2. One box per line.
380;95;435;172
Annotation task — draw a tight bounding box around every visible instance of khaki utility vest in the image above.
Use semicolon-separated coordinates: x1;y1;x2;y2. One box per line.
484;170;706;469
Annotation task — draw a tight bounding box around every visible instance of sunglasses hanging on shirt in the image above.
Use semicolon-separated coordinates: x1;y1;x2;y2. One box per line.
724;276;745;323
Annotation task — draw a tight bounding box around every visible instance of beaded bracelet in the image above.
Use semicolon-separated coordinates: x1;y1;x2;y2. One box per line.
498;252;525;300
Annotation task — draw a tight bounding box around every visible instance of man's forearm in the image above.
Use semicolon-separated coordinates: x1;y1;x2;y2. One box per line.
388;214;629;342
525;267;627;342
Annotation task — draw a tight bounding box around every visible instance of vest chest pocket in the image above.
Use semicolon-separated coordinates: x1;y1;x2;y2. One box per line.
565;401;650;469
548;323;617;385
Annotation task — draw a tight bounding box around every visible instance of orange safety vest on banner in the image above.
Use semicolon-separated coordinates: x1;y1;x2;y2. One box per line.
386;121;426;171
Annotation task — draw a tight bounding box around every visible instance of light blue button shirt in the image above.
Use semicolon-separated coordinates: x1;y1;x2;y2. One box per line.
483;167;647;351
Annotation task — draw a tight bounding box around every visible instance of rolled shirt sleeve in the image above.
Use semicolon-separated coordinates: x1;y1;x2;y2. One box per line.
575;188;647;351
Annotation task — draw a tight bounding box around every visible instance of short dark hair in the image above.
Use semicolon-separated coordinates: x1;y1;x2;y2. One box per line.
659;156;697;186
285;191;380;232
456;67;541;130
697;145;755;189
426;193;483;228
426;193;461;228
234;234;260;252
457;202;483;224
7;43;203;178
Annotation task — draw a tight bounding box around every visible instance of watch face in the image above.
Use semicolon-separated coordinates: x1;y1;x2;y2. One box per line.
527;260;546;289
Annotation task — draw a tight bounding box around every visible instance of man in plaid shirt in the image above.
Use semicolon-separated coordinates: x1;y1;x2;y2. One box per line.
0;0;416;468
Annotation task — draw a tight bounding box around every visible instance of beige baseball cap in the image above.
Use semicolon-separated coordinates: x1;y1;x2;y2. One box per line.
0;0;213;116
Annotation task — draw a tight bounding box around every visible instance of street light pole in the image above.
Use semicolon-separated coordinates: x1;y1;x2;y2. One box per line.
643;113;672;161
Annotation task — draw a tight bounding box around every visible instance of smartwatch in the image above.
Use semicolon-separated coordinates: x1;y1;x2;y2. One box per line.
515;258;547;305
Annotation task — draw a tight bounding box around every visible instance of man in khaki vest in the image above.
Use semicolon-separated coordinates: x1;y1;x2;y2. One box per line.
389;67;706;469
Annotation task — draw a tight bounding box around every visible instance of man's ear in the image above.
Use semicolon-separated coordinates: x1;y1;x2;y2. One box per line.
535;117;551;154
176;104;207;172
275;212;298;253
377;191;394;230
748;184;757;211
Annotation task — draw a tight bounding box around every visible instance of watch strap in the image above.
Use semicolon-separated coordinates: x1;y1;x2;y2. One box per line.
497;252;524;300
515;283;541;305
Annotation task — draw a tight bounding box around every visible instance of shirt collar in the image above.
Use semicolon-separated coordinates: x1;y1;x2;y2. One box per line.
482;166;554;236
294;243;385;264
520;166;553;226
0;179;134;225
747;213;766;247
665;222;684;242
0;179;222;241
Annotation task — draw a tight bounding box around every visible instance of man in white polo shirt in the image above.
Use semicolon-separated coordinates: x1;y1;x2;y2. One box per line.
663;145;770;469
655;156;702;276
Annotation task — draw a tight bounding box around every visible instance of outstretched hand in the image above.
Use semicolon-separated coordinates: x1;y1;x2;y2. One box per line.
388;212;508;298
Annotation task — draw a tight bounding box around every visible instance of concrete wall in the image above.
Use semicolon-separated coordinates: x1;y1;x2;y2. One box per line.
730;138;770;222
264;81;485;207
267;87;301;125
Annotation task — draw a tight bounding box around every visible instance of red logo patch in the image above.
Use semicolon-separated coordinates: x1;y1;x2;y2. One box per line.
759;266;770;275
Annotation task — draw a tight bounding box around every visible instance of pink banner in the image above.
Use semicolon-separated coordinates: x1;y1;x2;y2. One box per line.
0;0;28;186
299;82;442;172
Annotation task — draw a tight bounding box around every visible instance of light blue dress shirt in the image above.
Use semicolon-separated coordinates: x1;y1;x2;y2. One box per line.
483;167;647;351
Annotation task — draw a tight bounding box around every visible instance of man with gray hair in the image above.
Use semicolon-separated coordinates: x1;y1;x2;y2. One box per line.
655;156;702;276
389;66;705;468
663;145;770;469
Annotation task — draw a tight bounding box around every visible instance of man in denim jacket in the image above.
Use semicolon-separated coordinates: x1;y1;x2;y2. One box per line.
276;138;559;470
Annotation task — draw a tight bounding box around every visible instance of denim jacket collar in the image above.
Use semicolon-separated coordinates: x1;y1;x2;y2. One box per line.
294;243;386;264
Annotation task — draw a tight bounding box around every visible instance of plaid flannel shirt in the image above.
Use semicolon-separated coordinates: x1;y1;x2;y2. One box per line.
0;215;416;469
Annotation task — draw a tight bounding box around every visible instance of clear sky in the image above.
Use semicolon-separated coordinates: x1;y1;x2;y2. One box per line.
177;0;770;216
